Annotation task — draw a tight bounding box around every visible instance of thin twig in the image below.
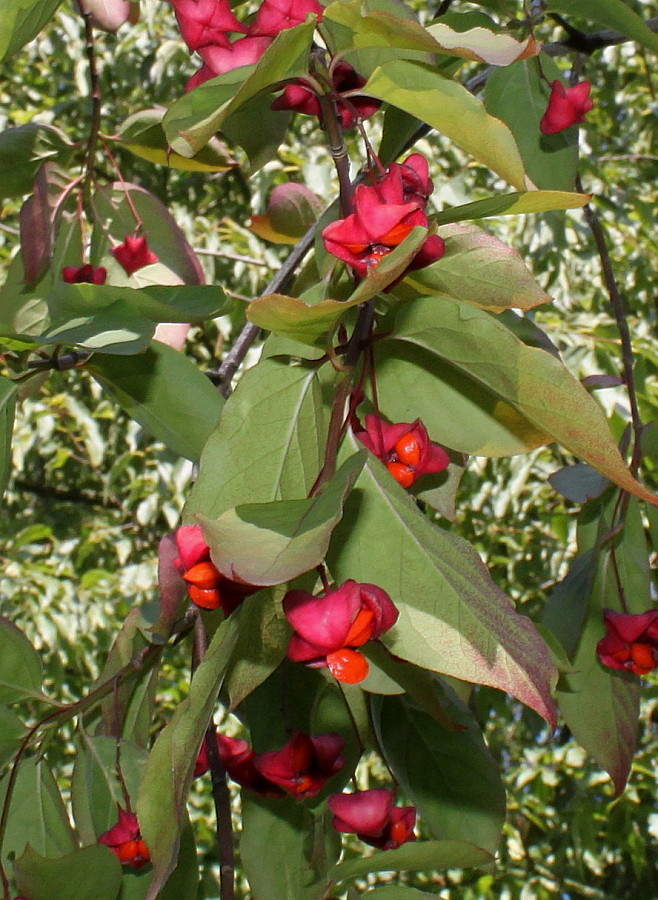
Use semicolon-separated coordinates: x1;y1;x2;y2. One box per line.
77;2;102;215
210;225;316;396
576;176;643;470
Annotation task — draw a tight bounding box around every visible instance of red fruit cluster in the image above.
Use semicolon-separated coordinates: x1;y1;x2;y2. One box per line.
62;264;107;285
171;0;323;90
354;413;450;489
272;60;380;130
328;789;416;850
111;234;158;276
540;80;593;135
322;154;445;280
283;579;399;684
196;730;344;799
98;808;150;869
174;524;257;614
596;609;658;675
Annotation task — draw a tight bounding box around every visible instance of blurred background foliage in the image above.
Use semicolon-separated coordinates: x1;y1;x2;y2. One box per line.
1;0;658;897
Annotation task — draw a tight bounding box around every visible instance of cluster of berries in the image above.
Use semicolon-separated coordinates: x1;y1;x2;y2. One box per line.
355;412;450;489
171;0;379;128
196;731;415;849
597;609;658;676
322;153;445;280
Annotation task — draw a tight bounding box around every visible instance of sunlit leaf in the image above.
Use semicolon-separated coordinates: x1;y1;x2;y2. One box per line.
407;222;551;312
433;189;589;226
113;108;236;172
382;297;657;502
185;354;327;519
363;60;528;189
199;452;365;585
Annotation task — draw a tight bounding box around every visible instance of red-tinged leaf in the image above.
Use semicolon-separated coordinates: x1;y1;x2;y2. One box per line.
381;297;657;503
407;222;551;312
19;162;65;285
150;533;187;641
327;442;558;725
137;616;239;900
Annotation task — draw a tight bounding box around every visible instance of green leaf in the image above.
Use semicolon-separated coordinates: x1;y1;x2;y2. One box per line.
363;60;527;189
224;588;289;709
13;844;122;900
0;616;43;703
329;839;493;882
247;228;428;346
87;342;224;463
71;735;147;845
198;452;365;585
485;57;579;191
185;354;327;519
0;0;63;63
382;297;657;502
163;20;316;157
0;757;76;868
327;443;558;724
0;376;17;498
28;281;226;354
0;123;74;198
371;694;506;853
407;222;551;312
137;616;240;900
240;797;341;900
157;818;200;900
433;188;589;226
114;108;236;172
0;706;25;769
546;0;658;55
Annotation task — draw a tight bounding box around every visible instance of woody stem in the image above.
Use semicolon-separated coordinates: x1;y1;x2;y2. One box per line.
193;617;235;900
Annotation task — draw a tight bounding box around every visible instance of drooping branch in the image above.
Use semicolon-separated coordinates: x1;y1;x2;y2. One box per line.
576;175;643;477
77;1;103;212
